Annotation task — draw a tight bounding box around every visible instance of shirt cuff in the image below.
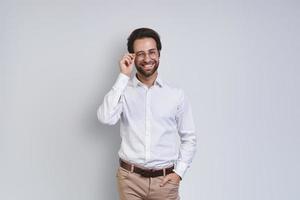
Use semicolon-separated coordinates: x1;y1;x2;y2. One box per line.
173;161;189;179
112;73;130;92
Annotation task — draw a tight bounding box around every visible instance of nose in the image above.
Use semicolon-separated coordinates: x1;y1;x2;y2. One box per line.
144;53;151;62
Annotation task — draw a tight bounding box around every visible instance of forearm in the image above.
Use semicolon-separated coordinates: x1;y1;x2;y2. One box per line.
174;132;197;178
97;73;129;125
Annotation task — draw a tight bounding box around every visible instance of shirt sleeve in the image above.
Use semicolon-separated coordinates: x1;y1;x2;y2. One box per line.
97;73;130;125
173;90;197;179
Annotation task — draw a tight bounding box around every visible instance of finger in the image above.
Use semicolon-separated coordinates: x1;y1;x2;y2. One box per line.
127;54;135;61
120;57;128;65
121;54;135;66
123;59;130;66
160;177;170;187
124;58;132;66
122;54;130;60
129;53;136;59
123;54;133;60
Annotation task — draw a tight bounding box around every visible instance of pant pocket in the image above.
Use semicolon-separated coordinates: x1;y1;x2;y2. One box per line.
116;167;130;180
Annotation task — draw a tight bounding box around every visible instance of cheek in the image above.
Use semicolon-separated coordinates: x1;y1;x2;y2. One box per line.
134;59;139;66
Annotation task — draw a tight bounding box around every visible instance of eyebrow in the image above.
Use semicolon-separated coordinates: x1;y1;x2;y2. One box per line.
135;48;157;54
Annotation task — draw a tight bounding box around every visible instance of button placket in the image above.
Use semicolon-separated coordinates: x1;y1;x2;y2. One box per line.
145;88;152;161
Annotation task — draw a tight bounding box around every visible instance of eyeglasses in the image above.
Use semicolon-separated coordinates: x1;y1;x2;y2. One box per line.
135;49;159;60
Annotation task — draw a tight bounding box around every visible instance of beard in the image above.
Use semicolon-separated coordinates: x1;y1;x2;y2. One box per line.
135;59;159;78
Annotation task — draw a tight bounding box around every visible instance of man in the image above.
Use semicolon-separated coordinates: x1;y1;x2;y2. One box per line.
97;28;197;200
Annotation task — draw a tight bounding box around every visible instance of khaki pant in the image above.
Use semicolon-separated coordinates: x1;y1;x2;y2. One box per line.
116;166;180;200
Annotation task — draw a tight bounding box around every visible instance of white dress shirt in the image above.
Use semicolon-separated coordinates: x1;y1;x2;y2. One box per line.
97;73;197;178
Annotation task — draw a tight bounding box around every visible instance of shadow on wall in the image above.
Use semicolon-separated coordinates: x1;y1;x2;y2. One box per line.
83;95;122;199
81;39;125;198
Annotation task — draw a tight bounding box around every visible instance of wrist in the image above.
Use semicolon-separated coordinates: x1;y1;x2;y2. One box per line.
120;72;131;78
173;172;182;180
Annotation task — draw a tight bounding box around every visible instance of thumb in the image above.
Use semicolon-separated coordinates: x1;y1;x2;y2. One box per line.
160;176;170;187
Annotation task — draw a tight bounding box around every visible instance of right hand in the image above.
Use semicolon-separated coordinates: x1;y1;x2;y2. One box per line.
119;53;135;77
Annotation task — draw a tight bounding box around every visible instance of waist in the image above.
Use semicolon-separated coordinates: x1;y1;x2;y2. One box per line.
119;158;174;178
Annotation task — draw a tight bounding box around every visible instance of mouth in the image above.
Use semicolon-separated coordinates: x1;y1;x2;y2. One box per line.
142;63;154;70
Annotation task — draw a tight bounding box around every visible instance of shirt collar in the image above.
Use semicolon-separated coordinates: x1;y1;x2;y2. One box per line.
132;73;164;88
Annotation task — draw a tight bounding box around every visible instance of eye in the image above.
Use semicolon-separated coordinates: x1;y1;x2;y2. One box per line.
136;52;144;57
149;51;157;56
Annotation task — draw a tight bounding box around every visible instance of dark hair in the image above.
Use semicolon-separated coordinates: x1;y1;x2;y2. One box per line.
127;28;162;53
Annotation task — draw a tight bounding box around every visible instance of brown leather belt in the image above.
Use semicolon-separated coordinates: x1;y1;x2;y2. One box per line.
119;159;174;178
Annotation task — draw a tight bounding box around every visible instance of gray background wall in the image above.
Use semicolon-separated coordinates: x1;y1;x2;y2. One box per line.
1;0;299;199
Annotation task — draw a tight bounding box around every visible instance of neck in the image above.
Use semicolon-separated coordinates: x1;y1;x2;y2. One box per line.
136;72;158;88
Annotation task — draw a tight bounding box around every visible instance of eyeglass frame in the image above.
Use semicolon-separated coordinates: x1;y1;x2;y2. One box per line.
134;48;160;60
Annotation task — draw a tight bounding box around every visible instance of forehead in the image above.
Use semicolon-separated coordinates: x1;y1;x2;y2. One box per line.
133;37;157;52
